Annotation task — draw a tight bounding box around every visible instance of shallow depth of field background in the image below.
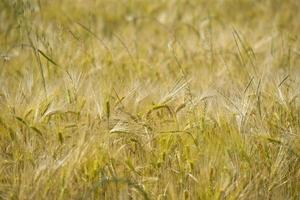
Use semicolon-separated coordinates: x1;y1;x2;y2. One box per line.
0;0;300;199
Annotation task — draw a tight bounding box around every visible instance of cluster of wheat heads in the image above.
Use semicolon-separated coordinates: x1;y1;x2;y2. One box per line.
0;0;299;199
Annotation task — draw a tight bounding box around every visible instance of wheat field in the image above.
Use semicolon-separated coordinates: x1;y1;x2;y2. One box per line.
0;0;300;199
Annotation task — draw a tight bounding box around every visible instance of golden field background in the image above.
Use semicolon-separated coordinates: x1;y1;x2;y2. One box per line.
0;0;300;199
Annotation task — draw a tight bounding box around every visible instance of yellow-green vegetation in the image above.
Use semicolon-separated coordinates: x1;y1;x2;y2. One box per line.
1;0;300;199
